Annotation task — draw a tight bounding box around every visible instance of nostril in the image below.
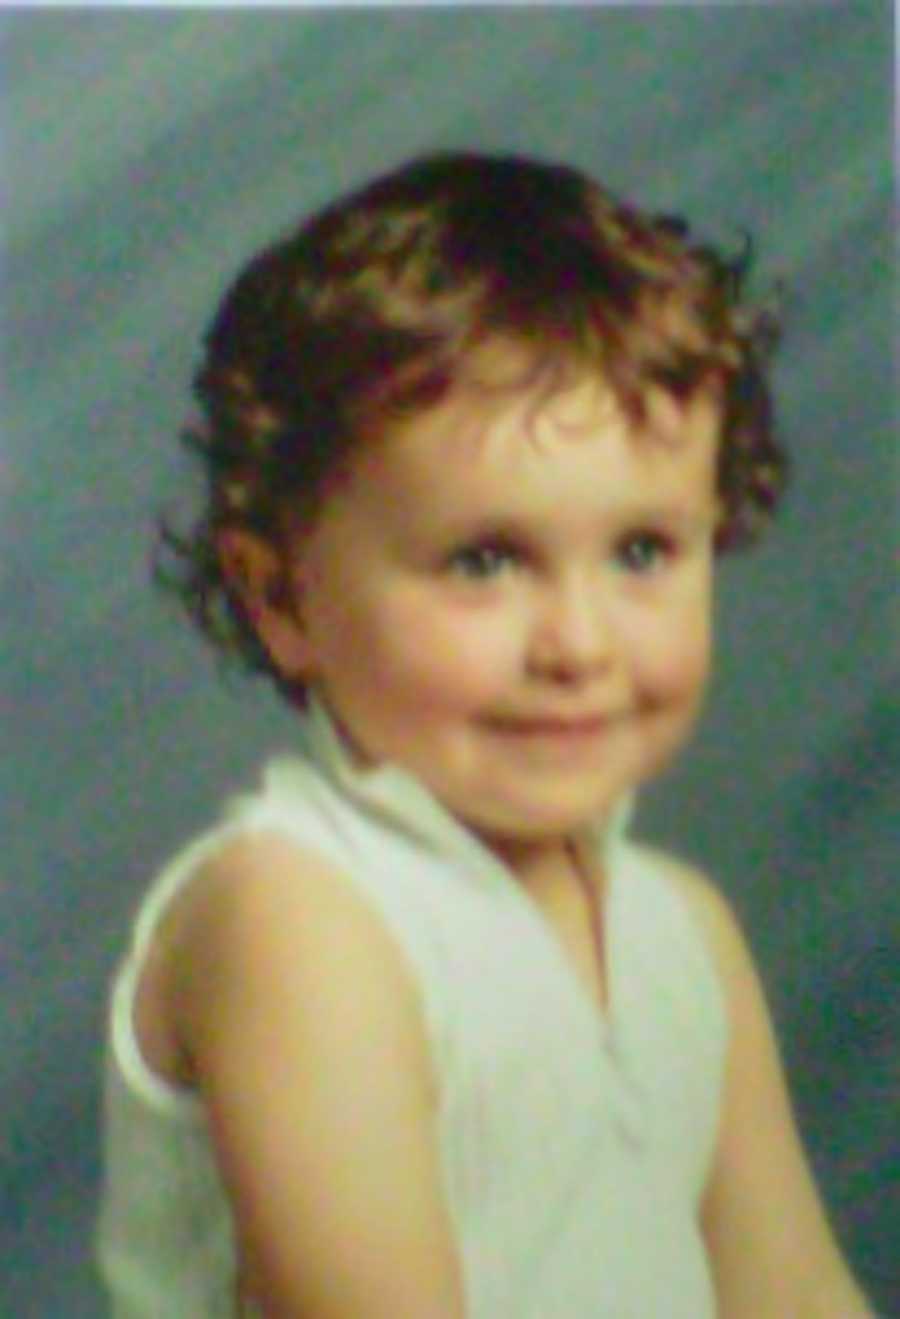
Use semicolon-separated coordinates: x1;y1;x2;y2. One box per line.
527;599;614;682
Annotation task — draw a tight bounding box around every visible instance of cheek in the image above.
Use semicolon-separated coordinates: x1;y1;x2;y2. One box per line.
629;597;712;702
668;627;711;701
362;596;520;711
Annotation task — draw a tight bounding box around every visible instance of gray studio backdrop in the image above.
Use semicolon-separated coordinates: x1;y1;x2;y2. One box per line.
3;5;896;1315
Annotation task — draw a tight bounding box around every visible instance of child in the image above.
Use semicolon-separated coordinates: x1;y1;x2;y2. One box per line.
97;152;870;1317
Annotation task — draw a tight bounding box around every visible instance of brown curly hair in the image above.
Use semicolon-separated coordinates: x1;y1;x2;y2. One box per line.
157;150;786;696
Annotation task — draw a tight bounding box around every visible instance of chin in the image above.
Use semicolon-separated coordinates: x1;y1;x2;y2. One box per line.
463;786;626;847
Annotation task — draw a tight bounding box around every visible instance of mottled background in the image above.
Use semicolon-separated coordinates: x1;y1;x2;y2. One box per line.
3;4;897;1314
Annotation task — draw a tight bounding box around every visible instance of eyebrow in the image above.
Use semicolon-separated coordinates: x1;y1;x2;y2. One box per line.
432;504;716;547
614;505;718;532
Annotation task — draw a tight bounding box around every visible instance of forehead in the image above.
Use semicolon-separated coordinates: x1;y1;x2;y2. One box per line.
301;367;723;567
360;356;722;502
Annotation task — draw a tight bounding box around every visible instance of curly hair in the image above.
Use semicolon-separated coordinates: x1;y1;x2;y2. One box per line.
157;150;786;696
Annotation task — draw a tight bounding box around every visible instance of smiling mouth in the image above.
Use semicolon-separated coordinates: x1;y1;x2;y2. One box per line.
483;713;621;738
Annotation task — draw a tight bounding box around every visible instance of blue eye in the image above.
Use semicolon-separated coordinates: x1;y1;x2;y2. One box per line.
616;532;672;574
448;542;518;580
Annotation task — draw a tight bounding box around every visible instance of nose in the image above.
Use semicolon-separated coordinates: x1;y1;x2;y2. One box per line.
526;576;615;684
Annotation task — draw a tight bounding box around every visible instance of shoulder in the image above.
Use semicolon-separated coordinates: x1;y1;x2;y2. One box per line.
139;830;432;1101
623;841;748;992
622;841;782;1053
180;829;426;1029
167;830;391;961
628;853;871;1315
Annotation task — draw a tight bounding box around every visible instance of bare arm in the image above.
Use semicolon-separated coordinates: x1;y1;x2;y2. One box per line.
662;855;872;1318
165;833;466;1319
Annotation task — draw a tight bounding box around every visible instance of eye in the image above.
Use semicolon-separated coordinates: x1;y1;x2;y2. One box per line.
446;540;521;581
615;531;674;575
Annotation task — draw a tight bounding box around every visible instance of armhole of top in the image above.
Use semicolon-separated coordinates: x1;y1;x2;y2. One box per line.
109;824;253;1121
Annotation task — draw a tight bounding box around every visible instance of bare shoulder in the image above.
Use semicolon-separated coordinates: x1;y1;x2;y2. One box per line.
165;829;384;966
163;830;433;1098
166;828;387;944
135;831;422;1088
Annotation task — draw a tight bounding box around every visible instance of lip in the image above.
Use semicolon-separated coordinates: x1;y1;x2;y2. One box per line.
483;713;619;737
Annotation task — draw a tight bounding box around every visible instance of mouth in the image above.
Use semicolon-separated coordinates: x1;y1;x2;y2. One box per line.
482;713;621;739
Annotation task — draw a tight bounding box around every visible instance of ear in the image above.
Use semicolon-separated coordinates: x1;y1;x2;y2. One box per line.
216;528;315;679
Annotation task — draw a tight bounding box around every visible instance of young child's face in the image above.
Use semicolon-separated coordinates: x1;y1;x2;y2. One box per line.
271;362;720;849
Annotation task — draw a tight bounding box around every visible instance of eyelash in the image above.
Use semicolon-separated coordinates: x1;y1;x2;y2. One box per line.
446;531;677;583
446;541;522;580
614;531;677;574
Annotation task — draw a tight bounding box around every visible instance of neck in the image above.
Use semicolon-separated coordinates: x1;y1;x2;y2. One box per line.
474;828;592;892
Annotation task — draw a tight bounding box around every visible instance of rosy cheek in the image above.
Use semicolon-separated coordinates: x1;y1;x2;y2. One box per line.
668;646;709;701
673;630;711;700
630;605;710;699
382;602;517;708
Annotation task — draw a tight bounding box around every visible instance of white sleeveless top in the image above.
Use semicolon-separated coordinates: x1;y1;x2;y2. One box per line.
96;698;727;1317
